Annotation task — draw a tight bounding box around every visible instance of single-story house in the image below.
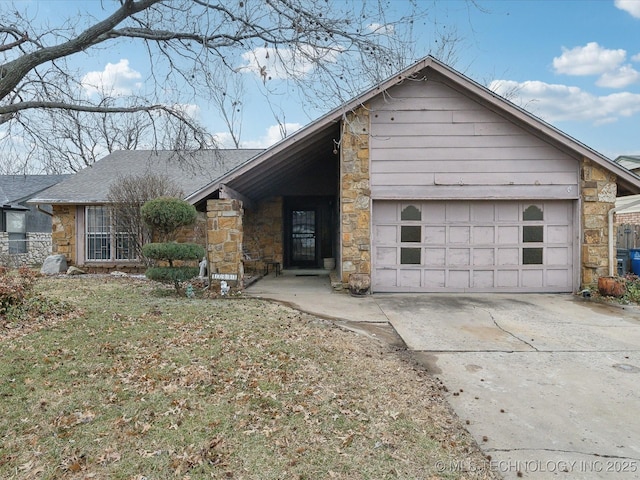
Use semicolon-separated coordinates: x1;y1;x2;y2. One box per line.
30;56;640;292
0;174;69;266
27;150;261;272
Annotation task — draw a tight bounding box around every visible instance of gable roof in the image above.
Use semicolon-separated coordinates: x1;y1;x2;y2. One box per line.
29;149;262;205
0;175;69;207
187;55;640;203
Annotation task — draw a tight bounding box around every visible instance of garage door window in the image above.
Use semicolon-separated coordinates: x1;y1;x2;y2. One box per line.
400;205;422;264
401;205;421;221
523;205;543;265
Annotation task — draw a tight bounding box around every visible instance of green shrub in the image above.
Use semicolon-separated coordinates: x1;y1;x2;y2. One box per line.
145;266;199;286
142;242;205;266
141;197;197;240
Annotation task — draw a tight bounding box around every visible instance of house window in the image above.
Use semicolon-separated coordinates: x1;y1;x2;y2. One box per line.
6;211;27;254
86;206;136;261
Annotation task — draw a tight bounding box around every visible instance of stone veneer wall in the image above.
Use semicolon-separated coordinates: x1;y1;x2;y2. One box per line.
581;157;617;286
340;106;371;285
206;199;243;286
51;204;76;265
243;197;283;267
0;232;52;267
174;211;207;246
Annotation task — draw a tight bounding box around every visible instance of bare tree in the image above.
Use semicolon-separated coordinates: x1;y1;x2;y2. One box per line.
0;0;475;171
107;171;183;263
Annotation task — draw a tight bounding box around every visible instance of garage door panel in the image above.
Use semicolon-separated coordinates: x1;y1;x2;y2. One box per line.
497;203;519;221
446;203;470;221
497;270;519;287
449;226;470;243
473;270;494;288
450;248;470;265
373;202;397;221
472;203;496;221
545;203;571;221
424;226;445;243
547;247;570;264
424;270;446;288
497;226;519;243
399;269;421;287
376;225;397;243
473;226;495;243
473;249;495;266
547;269;570;287
427;203;446;221
522;269;544;287
375;269;397;287
425;248;446;266
547;225;570;243
376;247;397;264
372;200;574;292
449;270;470;288
498;248;519;265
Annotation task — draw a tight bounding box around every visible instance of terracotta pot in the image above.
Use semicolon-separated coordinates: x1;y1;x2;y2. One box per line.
598;276;626;297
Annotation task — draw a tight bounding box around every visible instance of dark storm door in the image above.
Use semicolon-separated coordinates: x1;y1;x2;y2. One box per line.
290;209;317;266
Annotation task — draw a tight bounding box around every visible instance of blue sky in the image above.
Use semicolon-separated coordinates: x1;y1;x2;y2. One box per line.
15;0;640;160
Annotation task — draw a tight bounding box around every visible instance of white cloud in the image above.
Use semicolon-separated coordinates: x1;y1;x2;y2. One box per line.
553;42;626;76
616;0;640;18
367;23;395;35
239;46;340;81
215;123;303;149
596;64;640;88
633;53;640;62
489;79;640;125
82;59;143;96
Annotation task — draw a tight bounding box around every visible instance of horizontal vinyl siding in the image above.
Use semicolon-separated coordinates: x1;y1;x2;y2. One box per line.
369;75;579;200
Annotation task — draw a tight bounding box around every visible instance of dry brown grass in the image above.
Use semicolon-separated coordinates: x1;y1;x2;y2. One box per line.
0;276;497;479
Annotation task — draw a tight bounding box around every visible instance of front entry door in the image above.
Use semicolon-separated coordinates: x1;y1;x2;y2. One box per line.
290;209;317;267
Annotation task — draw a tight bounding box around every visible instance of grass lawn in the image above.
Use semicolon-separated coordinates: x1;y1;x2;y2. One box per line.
0;276;496;479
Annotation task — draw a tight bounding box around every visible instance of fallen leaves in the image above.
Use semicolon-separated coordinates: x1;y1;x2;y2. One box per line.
0;277;497;479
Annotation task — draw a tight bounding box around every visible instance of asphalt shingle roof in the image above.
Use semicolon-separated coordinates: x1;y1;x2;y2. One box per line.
0;175;70;206
28;150;262;205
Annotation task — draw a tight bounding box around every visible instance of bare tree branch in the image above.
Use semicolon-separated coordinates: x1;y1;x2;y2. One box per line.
0;0;476;171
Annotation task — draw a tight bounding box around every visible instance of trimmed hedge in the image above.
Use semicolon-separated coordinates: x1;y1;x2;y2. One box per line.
145;266;200;285
142;242;205;264
141;197;197;238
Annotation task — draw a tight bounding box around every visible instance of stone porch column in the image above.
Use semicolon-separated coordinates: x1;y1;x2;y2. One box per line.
206;199;244;289
340;106;372;292
581;158;617;287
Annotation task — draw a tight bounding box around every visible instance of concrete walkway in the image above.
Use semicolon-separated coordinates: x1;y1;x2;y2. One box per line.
246;272;640;479
245;269;390;324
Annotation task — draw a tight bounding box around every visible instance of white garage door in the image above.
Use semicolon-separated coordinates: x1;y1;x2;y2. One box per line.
372;201;575;293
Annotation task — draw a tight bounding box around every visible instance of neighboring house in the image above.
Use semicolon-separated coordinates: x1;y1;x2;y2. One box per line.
614;155;640;227
0;175;69;266
32;56;640;292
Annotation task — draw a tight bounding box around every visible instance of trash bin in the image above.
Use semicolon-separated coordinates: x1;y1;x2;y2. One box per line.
631;249;640;275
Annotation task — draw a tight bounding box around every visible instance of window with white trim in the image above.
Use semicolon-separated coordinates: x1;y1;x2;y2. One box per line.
6;211;27;254
86;206;136;261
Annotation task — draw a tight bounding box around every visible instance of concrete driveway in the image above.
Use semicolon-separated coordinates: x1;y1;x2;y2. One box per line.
375;294;640;479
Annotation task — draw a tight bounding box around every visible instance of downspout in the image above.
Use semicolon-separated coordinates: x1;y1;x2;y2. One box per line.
608;198;640;276
36;205;53;217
